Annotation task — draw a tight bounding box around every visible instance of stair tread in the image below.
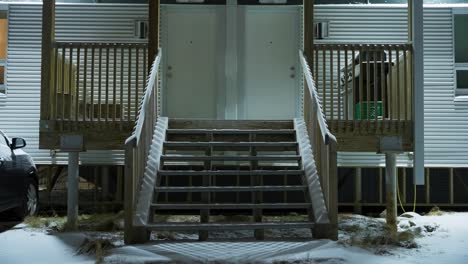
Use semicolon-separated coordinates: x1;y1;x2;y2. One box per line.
164;141;298;146
161;155;301;161
156;185;306;192
166;129;295;134
158;170;304;176
152;203;310;210
145;222;313;231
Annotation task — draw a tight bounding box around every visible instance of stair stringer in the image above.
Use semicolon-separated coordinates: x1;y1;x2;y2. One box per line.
133;117;168;226
294;118;330;224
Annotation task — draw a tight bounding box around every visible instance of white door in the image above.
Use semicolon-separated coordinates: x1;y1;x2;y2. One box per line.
162;6;225;119
238;7;300;120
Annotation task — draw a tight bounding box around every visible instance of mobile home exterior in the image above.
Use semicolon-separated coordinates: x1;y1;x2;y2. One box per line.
0;2;467;215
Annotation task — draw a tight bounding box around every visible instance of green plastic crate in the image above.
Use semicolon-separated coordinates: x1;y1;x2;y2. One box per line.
355;101;382;120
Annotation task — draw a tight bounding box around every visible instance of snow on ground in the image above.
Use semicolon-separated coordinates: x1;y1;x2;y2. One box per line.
0;212;467;264
0;224;94;264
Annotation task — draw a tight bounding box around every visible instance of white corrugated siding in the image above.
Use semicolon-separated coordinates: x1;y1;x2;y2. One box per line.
2;4;147;165
0;4;463;167
315;6;461;168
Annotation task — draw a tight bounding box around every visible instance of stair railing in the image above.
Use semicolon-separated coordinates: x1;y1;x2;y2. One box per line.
124;48;162;243
299;50;338;235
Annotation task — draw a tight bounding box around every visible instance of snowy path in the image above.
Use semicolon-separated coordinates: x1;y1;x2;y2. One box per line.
0;213;467;264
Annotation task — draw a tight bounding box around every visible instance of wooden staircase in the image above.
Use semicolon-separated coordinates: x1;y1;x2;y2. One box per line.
129;118;333;240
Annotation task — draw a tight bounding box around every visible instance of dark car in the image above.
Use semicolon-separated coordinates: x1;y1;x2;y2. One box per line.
0;131;38;219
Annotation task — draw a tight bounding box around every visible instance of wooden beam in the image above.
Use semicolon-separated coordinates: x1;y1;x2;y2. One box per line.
148;0;160;65
40;0;55;121
303;0;314;62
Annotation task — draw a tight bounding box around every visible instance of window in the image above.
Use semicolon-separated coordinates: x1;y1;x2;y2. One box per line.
454;12;468;95
0;12;6;95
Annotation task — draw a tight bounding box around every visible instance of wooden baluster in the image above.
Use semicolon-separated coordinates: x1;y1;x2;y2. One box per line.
61;47;66;130
128;46;132;126
330;47;334;123
352;47;356;131
374;46;378;131
358;45;363;127
344;46;349;130
388;48;393;126
143;47;148;83
98;45;103;126
120;48;125;129
135;47;140;120
68;47;73;129
315;47;319;82
337;45;341;131
404;47;408;126
106;47;110;126
83;47;88;123
396;45;401;131
113;46;118;125
90;46;95;125
322;47;326;118
53;47;58;120
381;46;386;134
366;45;370;125
75;47;80;129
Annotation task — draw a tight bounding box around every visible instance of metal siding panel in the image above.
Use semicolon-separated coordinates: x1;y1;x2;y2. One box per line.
1;4;147;165
316;6;460;168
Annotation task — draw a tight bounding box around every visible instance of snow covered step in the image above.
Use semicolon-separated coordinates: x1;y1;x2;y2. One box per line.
161;155;301;162
166;129;296;135
156;185;307;192
164;141;298;148
151;203;311;210
158;170;305;176
146;222;313;231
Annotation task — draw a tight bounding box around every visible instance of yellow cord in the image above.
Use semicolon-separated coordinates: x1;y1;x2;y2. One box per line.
396;170;417;213
396;175;406;213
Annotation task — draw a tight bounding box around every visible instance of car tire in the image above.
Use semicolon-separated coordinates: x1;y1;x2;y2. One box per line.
14;177;38;220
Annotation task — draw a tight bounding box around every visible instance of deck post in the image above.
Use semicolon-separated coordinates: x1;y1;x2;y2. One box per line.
40;0;55;121
148;0;160;64
67;152;79;230
354;168;362;214
124;138;150;244
385;152;397;240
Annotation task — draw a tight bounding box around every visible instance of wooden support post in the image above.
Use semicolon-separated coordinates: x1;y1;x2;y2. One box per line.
426;168;431;204
303;0;314;62
354;168;362;214
199;132;212;241
385;153;397;240
148;0;160;64
449;168;454;205
66;152;79;230
124;140;150;245
40;0;55;122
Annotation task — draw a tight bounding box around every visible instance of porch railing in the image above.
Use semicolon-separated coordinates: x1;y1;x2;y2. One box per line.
299;50;338;237
50;42;148;130
313;43;413;134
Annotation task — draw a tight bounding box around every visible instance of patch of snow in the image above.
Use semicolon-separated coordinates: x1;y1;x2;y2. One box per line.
2;213;468;264
0;225;93;264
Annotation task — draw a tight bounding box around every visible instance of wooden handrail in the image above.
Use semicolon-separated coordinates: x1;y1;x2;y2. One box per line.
299;50;338;239
124;49;162;242
54;41;147;49
299;50;337;145
130;48;162;145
